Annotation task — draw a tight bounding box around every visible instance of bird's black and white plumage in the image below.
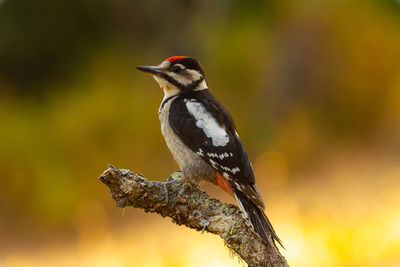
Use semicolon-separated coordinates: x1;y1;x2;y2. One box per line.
137;56;282;248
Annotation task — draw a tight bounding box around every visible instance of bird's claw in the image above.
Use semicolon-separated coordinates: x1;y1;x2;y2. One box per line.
152;172;184;204
168;170;182;181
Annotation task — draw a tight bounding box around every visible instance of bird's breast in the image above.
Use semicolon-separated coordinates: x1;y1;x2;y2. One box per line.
158;97;215;183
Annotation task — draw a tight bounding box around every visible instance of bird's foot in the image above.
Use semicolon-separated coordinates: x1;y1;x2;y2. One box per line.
168;170;182;182
153;170;187;204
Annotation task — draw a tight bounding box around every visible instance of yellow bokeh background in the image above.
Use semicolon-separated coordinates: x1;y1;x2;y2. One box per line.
1;1;400;266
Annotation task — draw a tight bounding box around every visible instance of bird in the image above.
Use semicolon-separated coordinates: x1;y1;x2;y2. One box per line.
137;56;282;248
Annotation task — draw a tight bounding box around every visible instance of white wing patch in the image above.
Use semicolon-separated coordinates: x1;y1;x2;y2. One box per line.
185;99;229;147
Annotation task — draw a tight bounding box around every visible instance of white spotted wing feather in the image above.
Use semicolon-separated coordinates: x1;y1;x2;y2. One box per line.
168;90;265;209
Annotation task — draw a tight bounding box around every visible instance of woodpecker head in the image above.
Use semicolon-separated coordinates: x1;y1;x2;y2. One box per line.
137;56;207;97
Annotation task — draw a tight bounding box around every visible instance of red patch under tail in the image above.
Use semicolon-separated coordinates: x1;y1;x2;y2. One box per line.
215;172;234;197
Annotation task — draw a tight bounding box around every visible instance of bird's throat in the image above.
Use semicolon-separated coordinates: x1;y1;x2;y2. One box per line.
153;75;180;98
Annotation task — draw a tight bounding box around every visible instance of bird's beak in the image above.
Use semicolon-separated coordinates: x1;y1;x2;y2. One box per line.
136;66;162;75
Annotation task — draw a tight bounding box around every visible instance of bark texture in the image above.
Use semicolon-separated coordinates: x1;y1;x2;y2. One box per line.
99;165;289;267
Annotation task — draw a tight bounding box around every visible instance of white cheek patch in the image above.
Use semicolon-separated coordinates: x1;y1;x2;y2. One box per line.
167;69;203;87
185;69;202;81
168;72;192;85
184;99;229;147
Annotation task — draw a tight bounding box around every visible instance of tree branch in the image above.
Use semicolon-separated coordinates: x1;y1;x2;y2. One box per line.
98;165;289;267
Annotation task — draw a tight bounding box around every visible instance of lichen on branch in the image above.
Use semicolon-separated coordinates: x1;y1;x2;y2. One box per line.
98;165;289;267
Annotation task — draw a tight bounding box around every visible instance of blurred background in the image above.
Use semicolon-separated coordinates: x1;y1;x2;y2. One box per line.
1;0;400;266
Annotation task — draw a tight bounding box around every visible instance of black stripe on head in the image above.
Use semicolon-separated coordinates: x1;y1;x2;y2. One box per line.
170;57;206;77
161;72;204;91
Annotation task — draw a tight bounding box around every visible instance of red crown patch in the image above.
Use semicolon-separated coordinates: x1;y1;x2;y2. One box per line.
165;56;188;62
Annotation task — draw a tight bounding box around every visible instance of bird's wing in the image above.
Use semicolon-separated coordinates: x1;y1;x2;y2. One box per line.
169;91;265;209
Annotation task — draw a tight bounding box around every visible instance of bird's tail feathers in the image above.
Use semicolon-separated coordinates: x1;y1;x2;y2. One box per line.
234;188;284;249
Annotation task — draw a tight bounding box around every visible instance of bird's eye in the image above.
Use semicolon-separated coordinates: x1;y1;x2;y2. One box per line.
171;65;183;73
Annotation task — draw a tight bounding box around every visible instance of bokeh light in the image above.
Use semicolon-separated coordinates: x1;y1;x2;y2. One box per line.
1;0;400;266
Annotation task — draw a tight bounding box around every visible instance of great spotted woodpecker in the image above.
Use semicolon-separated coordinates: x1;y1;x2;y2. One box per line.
137;56;282;247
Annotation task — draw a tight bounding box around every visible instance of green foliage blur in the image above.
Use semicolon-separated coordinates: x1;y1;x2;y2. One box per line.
1;0;400;266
